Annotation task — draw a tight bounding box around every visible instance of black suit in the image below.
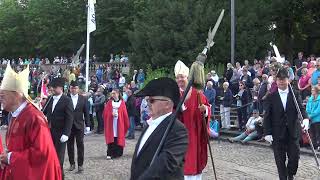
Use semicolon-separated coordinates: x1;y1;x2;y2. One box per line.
67;94;90;167
264;88;308;180
130;114;188;180
43;94;74;171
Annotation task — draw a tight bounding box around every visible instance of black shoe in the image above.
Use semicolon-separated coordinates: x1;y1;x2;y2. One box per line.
68;164;75;171
288;174;294;180
241;140;248;145
78;166;84;173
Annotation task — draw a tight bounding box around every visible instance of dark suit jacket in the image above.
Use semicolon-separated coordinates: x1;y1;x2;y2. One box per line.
263;89;308;141
68;94;90;130
130;114;188;180
43;94;74;137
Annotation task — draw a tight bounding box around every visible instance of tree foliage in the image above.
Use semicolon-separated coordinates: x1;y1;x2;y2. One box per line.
0;0;319;68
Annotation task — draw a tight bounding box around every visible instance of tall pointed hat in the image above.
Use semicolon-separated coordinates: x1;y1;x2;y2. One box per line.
0;63;38;109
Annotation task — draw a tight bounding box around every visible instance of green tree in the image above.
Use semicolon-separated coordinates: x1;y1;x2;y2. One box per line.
92;0;135;60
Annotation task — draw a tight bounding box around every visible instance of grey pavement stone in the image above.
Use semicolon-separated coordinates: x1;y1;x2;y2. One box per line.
64;132;320;180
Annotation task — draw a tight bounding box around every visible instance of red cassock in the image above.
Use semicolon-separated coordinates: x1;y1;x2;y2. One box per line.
180;87;211;175
103;100;129;147
0;136;3;154
0;103;62;180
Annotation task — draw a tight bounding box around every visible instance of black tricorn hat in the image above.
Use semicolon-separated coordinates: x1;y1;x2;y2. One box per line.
50;77;65;88
135;77;180;107
276;68;289;79
70;80;79;87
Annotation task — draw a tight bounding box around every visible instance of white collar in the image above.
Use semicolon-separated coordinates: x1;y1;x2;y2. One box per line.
112;100;122;108
53;94;62;100
71;94;78;98
147;112;172;126
278;88;289;94
11;101;28;118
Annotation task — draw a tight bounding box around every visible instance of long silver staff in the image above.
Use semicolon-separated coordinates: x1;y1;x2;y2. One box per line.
149;9;225;179
288;83;320;169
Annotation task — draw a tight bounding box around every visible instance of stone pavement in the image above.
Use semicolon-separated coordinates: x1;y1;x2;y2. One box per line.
65;132;320;180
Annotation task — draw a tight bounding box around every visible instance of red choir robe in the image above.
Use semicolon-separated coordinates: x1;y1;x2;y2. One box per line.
0;136;3;154
103;100;129;147
179;87;211;175
0;103;62;180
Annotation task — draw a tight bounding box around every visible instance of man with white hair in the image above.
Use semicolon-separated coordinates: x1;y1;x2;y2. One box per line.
210;70;219;85
174;60;211;180
0;64;62;180
296;61;308;79
204;81;216;115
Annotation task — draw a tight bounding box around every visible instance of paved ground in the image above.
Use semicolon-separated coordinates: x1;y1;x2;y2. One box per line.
64;132;320;180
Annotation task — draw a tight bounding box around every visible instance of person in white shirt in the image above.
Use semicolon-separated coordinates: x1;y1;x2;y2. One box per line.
130;77;188;180
264;68;309;180
119;73;126;89
210;70;219;85
228;109;262;144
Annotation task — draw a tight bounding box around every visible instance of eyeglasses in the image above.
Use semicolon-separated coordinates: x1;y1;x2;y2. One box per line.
239;84;244;86
146;98;169;104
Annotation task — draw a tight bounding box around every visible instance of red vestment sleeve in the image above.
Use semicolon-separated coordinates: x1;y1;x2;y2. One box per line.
5;105;62;180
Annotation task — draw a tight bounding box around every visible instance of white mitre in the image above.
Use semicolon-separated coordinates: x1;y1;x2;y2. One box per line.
1;63;29;95
174;60;189;77
0;63;39;109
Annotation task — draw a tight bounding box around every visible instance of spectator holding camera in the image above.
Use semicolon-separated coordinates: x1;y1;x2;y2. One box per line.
235;81;250;131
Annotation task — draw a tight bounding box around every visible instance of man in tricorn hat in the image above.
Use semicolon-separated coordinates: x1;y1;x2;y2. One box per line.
130;77;188;180
0;64;62;180
43;77;73;177
264;68;309;180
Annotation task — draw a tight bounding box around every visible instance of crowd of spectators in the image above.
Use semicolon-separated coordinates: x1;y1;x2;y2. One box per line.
204;52;320;151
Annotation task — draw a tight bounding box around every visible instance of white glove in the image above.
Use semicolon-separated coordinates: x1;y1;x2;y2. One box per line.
60;135;69;143
301;119;310;131
264;135;273;144
85;127;91;132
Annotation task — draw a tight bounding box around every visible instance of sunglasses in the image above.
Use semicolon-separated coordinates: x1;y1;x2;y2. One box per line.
146;98;169;104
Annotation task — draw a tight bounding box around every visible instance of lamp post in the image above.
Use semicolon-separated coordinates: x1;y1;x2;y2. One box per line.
231;0;235;65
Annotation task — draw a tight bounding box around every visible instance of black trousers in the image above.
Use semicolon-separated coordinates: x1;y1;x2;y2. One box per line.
237;107;247;130
107;137;123;158
89;114;94;131
272;138;300;180
67;127;84;166
51;131;67;175
310;122;320;149
96;110;104;133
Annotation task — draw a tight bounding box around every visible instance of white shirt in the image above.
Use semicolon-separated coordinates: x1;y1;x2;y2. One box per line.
112;100;122;137
246;116;262;131
278;88;289;110
8;101;28;164
119;77;126;87
11;101;28;118
71;94;79;110
137;112;172;155
211;75;219;83
52;94;62;113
